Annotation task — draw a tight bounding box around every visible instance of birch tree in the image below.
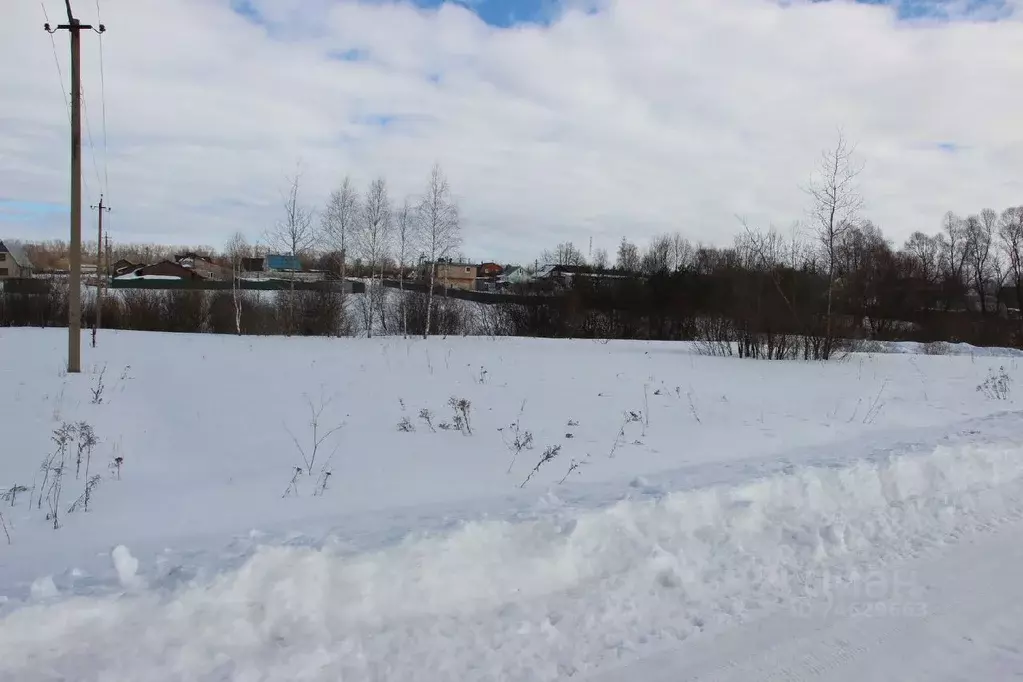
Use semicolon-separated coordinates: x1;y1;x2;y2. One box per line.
224;231;249;335
669;232;694;272
321;176;360;320
616;237;641;272
356;177;392;337
395;197;416;336
416;164;461;339
806;131;863;359
266;170;317;335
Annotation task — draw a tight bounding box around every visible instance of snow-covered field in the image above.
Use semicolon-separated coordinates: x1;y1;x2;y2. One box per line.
1;328;1023;680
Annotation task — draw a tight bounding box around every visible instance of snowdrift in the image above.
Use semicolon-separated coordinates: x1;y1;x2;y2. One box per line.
2;435;1022;681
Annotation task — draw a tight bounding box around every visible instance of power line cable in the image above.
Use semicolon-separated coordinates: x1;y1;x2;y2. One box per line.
95;0;109;196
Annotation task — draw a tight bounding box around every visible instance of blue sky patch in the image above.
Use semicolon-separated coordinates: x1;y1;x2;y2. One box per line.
363;114;397;127
229;0;263;24
0;199;66;215
411;0;562;27
228;0;1014;36
831;0;1009;21
327;48;367;62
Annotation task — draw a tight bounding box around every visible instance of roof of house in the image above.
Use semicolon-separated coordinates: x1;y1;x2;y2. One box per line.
0;240;34;269
120;260;205;280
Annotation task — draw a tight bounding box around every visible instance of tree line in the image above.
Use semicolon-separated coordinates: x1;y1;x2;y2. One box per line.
6;138;1023;355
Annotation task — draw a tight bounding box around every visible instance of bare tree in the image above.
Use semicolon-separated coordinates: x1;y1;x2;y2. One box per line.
999;206;1023;317
592;247;609;270
356;177;393;337
641;234;673;274
616;237;641;272
669;232;694;272
416;164;461;339
395;197;416;337
542;242;586;267
806;131;863;359
321;176;360;321
266;169;317;335
224;232;250;335
965;210;997;315
903;231;940;283
941;211;969;284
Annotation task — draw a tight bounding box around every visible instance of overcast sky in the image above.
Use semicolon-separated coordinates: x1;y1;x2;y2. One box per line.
3;0;1023;264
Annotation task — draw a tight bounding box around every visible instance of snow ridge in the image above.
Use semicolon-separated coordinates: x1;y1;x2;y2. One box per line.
2;438;1023;681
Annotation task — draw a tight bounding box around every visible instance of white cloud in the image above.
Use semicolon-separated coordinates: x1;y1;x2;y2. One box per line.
3;0;1023;263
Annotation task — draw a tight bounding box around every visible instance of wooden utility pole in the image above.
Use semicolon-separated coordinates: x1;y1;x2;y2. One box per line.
45;1;105;373
90;194;110;346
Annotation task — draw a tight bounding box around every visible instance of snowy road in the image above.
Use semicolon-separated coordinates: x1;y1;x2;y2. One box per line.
593;518;1023;682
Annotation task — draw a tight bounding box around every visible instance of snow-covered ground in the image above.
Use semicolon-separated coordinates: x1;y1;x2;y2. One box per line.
1;328;1022;680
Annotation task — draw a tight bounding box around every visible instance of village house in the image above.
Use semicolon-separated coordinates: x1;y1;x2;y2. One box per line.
174;252;228;280
0;240;35;279
424;259;478;290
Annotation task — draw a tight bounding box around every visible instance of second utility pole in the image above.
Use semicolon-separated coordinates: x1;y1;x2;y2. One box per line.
90;193;111;347
45;1;105;373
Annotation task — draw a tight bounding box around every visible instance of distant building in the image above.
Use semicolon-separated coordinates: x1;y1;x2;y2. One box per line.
266;254;302;272
174;252;227;280
116;261;205;281
0;240;35;279
477;262;503;278
110;259;137;277
241;257;266;273
497;265;531;287
427;260;477;290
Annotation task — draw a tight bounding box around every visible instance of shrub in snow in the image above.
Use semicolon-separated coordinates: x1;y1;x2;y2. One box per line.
75;422;97;480
314;469;333;497
608;411;643;459
977;367;1012;400
0;510;9;544
2;484;28;508
285;391;345;475
923;341;952;356
687;390;702;424
34;422;79;529
418;408;436;433
110;456;124;480
499;401;534;473
397;417;415;433
282;466;303;498
90;365;107;405
558;458;584;484
447;397;473;435
861;380;889;424
67;475;102;514
520;445;561;488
